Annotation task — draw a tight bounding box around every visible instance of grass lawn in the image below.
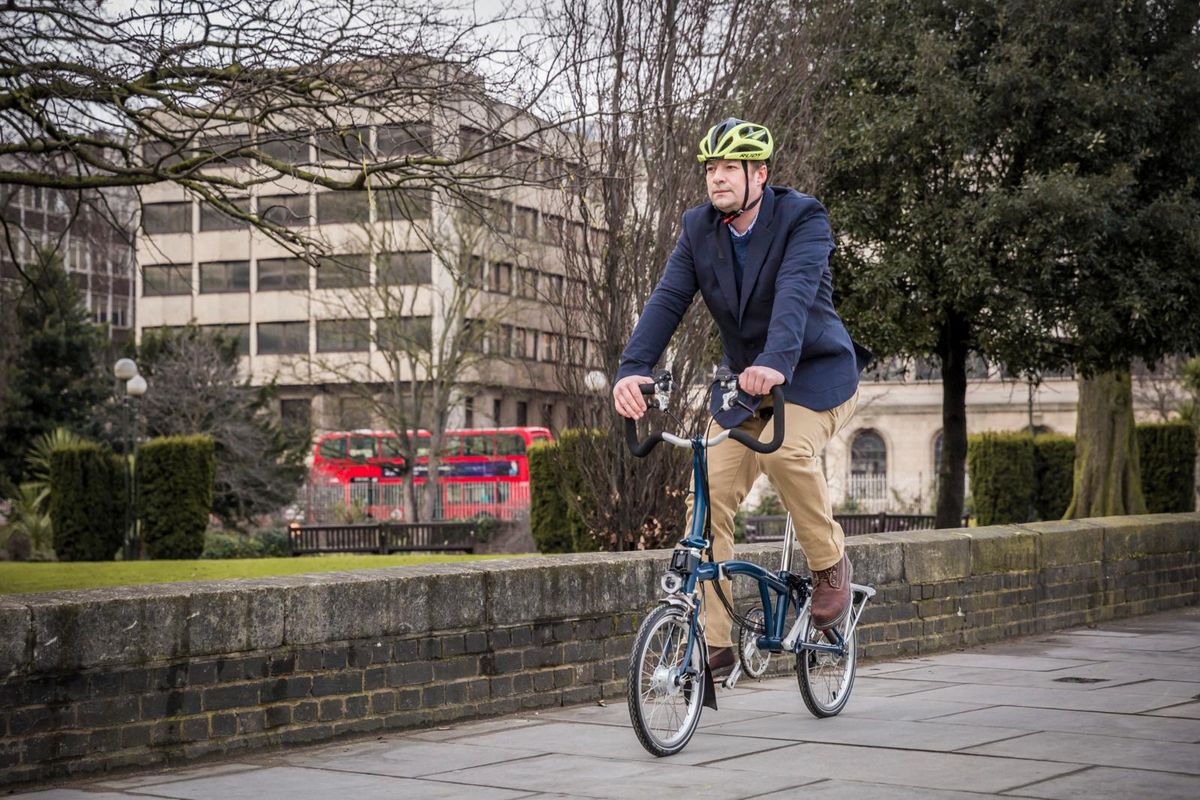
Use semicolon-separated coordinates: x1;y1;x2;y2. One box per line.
0;553;520;596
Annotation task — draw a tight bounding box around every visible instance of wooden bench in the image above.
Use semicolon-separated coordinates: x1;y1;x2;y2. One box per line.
289;521;479;555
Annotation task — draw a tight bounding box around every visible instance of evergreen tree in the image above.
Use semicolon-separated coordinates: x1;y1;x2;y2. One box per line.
0;251;107;484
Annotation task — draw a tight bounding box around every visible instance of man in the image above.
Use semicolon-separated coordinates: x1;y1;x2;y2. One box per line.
612;118;870;678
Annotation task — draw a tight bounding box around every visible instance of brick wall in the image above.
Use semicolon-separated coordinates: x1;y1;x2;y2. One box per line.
1;513;1197;787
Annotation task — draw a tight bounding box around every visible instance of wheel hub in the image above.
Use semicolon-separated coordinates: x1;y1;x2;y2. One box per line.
650;665;682;697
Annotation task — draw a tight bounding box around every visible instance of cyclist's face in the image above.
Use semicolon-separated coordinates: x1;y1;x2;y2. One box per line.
705;159;766;211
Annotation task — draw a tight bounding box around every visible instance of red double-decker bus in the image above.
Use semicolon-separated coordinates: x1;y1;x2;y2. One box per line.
306;426;553;522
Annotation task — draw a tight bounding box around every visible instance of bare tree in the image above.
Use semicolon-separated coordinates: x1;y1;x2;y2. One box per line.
0;0;586;255
304;188;529;522
541;0;847;549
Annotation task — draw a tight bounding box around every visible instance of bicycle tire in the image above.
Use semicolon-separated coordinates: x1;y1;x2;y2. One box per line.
795;610;857;717
627;604;705;756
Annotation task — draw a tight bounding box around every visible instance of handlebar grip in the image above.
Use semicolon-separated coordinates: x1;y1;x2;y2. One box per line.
638;383;657;396
625;417;665;458
727;385;786;454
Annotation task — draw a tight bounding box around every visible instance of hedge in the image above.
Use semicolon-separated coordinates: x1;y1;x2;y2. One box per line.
967;432;1036;525
137;434;216;559
1137;422;1196;513
49;444;126;561
1034;433;1076;521
529;429;602;553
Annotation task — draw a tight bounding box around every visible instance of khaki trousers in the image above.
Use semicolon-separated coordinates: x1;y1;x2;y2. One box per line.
685;390;859;648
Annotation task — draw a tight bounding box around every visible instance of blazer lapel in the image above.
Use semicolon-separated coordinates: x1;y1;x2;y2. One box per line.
705;222;741;317
737;187;777;323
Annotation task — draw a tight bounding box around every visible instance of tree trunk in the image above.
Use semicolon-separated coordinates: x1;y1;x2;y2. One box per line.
1065;369;1146;519
935;314;969;529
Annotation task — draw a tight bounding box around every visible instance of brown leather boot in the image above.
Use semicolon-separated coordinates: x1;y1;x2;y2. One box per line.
810;552;853;629
707;646;736;679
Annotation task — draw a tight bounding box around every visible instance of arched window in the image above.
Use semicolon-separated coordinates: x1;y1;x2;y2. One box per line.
850;430;887;476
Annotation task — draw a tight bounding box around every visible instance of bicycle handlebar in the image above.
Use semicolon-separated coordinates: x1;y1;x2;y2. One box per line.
624;383;786;457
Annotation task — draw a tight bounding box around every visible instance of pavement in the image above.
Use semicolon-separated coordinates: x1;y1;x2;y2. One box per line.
11;606;1200;800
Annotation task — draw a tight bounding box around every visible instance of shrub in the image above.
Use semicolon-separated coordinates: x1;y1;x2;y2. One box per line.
138;434;216;559
202;530;263;559
1137;422;1196;513
529;430;603;553
967;432;1036;525
49;444;126;561
1033;434;1075;521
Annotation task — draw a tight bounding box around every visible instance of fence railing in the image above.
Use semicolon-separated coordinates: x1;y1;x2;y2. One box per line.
305;480;530;524
744;512;971;542
845;473;890;512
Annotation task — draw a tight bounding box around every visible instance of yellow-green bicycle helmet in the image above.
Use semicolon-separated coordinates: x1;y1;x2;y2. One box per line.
697;118;774;223
696;118;773;163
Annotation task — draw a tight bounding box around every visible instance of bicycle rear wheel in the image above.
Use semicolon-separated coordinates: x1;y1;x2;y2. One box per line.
627;604;705;756
795;610;856;717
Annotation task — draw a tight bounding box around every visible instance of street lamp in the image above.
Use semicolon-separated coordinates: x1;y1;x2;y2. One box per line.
113;359;147;559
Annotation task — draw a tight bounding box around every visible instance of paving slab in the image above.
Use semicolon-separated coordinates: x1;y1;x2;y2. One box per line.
710;742;1080;793
10;607;1199;800
963;730;1200;774
1008;765;1200;800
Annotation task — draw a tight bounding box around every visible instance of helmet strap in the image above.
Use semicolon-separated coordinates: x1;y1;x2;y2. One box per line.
720;161;763;225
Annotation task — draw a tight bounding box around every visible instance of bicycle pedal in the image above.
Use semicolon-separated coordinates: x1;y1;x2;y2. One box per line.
722;663;743;690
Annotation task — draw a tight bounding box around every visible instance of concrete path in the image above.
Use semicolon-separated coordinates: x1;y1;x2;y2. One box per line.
13;606;1200;800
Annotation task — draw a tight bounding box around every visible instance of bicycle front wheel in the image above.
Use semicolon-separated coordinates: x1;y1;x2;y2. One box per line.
796;610;857;717
627;604;705;756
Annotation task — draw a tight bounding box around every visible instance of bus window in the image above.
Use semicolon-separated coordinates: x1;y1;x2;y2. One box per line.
496;433;526;455
530;432;551;444
348;436;376;461
442;436;462;457
380;436;405;459
318;436;347;460
463;434;493;456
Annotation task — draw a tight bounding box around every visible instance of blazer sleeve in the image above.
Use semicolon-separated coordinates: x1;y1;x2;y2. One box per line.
751;201;832;382
614;223;699;382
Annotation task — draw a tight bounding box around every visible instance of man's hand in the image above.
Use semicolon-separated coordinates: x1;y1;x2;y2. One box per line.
613;374;654;420
739;365;785;396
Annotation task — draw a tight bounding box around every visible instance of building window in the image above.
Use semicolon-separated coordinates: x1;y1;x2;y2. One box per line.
199;198;251;231
542;403;554;429
258;194;309;227
142;202;192;234
546;273;564;304
257;257;309;291
541;332;559;362
566;278;586;309
493;398;503;425
515;206;538;239
516;401;528;427
378;189;432;222
199;260;250;294
255;133;310;164
316;318;370;352
203;323;250;356
315;254;369;289
257;321;309;354
377;316;432;351
542;214;564;246
463;397;474;429
487;261;513;294
280;398;311;432
466;255;485;288
376;123;432;157
933;430;944;479
517;267;538;300
316;127;369;162
378;251;432;285
142;263;192;296
316;191;371;226
851;430;887;475
849;428;888;507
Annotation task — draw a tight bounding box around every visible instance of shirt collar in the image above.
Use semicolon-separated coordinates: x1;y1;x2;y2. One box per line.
729;216;756;239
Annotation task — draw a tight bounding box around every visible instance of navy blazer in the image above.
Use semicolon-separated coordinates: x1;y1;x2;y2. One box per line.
615;186;870;427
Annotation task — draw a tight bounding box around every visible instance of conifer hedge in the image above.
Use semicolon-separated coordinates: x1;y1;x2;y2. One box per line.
49;443;126;561
967;432;1036;525
1034;433;1076;521
137;434;216;559
528;430;601;553
1136;422;1196;513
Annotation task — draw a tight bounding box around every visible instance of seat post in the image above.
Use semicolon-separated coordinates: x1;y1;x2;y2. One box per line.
780;512;796;573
